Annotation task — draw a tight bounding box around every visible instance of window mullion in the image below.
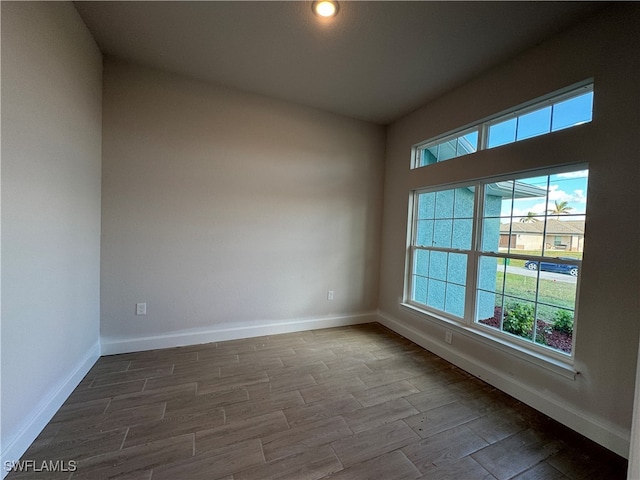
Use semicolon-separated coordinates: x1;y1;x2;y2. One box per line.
465;182;483;325
479;123;489;151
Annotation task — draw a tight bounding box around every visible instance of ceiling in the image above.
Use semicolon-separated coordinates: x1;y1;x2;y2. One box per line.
74;1;608;125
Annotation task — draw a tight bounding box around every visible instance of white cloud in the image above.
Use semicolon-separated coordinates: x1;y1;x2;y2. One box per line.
548;185;587;204
556;169;589;179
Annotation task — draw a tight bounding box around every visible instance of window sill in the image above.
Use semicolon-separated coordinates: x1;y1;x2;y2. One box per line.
399;303;578;381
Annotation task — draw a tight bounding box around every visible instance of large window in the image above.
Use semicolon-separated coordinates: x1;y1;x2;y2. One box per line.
414;83;593;169
407;168;588;359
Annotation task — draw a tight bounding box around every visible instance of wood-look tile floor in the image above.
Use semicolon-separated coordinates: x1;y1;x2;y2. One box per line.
8;324;627;479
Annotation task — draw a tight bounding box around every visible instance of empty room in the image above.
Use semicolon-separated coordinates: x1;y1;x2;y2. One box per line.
2;1;639;479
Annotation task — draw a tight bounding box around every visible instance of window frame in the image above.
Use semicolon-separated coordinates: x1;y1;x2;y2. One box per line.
404;165;587;369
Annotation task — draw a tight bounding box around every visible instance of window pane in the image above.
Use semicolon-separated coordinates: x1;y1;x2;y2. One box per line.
435;190;455;218
538;306;574;354
453;187;474;218
478;255;502;293
504;269;537;302
427;279;446;311
459;131;478;155
481;217;502;253
447;253;467;285
552;91;593;131
538;271;577;310
516;106;551;141
429;251;447;281
509;217;544;256
412;275;428;304
422;147;438;166
476;290;502;329
445;284;465;317
503;298;535;341
484;182;512;217
416;220;434;246
414;249;430;276
487;118;517;148
452;219;473;250
437;140;457;162
417;192;436;219
433;219;453;247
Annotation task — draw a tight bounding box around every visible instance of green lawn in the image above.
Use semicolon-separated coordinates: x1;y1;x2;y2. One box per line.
495;271;575;321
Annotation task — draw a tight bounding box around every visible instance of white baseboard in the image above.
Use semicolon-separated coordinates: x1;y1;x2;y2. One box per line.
101;312;377;355
377;310;631;459
1;341;100;479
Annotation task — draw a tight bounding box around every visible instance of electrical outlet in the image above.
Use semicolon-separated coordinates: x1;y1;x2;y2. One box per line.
327;290;334;301
445;330;453;344
136;303;147;315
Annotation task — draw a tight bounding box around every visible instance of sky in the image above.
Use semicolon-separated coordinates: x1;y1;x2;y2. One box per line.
503;170;589;219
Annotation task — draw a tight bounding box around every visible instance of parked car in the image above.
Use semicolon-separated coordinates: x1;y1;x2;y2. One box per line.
524;258;579;276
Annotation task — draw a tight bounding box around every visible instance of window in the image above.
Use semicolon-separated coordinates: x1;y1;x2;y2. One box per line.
418;129;479;166
411;187;474;317
414;83;593;169
486;88;593;148
407;167;588;359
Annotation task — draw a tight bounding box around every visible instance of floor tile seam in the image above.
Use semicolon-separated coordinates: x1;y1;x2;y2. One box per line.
48;424;130;447
404;395;459;413
90;372;173;389
469;421;528;447
404;426;492;465
122;416;226;449
468;437;548;480
328;444;346;473
259;416;354;461
192;418;289;456
509;460;564;480
102;398;112;414
119;427;130;451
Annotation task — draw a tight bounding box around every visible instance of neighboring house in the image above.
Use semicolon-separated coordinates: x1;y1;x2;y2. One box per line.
500;218;585;252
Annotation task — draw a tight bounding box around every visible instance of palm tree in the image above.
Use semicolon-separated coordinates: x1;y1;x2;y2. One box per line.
519;211;539;223
548;200;573;219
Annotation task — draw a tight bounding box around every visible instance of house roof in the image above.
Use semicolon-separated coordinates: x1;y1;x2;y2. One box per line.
500;218;585;235
485;181;548;199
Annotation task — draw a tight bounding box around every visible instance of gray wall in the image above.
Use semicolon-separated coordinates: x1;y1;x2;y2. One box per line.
1;1;102;467
378;4;640;457
100;60;385;352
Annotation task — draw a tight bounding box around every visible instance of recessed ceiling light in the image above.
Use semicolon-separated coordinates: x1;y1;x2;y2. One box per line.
312;0;339;18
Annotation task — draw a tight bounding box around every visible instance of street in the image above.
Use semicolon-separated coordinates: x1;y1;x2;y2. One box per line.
502;265;577;284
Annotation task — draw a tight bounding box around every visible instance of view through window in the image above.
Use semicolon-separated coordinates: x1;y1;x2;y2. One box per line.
408;168;588;357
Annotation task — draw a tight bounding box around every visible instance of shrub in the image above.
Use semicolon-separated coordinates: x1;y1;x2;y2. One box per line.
503;302;535;338
553;310;574;334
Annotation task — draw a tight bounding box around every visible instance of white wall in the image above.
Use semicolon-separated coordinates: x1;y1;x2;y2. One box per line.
378;4;640;458
1;1;102;471
100;60;385;353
